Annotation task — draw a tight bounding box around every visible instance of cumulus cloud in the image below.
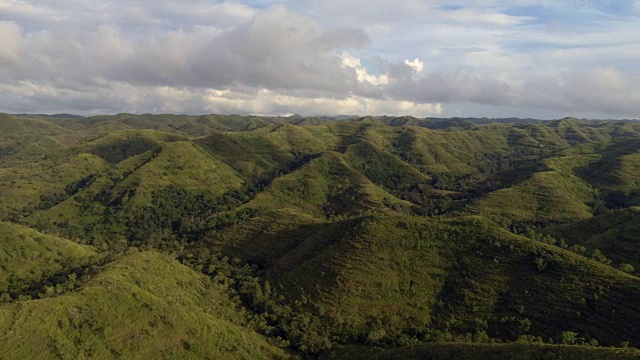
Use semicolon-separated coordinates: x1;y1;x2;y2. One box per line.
0;1;638;117
201;88;442;117
2;7;368;90
404;58;424;73
341;53;390;86
386;67;640;116
0;3;444;116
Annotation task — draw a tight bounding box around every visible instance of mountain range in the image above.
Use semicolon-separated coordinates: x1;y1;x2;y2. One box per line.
1;112;640;359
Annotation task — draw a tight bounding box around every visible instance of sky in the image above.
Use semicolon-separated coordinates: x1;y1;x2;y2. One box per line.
0;1;639;118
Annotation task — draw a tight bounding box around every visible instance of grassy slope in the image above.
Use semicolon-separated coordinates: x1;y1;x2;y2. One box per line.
466;139;611;226
25;134;247;235
211;213;640;346
0;151;108;219
468;164;594;226
244;151;413;218
0;251;287;360
0;114;69;135
0;222;97;293
575;138;640;191
545;207;640;271
111;141;245;205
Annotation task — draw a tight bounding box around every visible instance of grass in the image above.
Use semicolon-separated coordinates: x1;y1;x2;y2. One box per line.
545;207;640;271
0;251;288;359
209;212;640;347
0;222;97;294
468;166;595;226
244;151;413;218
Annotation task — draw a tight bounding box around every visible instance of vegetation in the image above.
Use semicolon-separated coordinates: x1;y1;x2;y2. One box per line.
320;344;640;360
1;113;640;358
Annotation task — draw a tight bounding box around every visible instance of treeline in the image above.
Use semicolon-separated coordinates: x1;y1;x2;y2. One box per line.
0;254;108;302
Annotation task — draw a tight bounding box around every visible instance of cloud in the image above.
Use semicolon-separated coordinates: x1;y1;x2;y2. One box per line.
0;81;443;117
388;70;517;105
404;58;424;73
341;52;390;86
0;21;21;65
3;6;370;92
521;68;640;115
0;0;59;23
201;88;442;117
0;1;638;118
0;5;442;116
443;7;535;26
385;67;640;117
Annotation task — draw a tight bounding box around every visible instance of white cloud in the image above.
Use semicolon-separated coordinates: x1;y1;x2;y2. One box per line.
404;58;424;73
203;88;442;116
443;7;535;26
0;80;444;117
341;52;390;86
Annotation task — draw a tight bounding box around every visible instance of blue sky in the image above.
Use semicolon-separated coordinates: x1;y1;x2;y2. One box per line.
0;0;638;118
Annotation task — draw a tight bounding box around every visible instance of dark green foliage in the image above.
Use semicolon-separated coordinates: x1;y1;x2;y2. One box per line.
2;260;102;302
35;174;96;211
89;133;161;163
321;343;640;360
180;250;332;354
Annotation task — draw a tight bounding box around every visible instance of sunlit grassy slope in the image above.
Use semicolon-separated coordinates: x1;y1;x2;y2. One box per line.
244;151;413;217
0;222;97;294
0;251;287;360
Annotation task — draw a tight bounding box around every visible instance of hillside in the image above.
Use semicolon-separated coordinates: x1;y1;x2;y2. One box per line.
544;207;640;271
1;113;640;358
0;251;287;359
0;222;97;299
203;213;640;346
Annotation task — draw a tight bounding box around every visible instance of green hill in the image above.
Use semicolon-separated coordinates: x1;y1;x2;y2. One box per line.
244;151;412;218
0;113;69;135
0;251;288;359
545;207;640;271
203;213;640;348
0;222;97;298
468;163;595;226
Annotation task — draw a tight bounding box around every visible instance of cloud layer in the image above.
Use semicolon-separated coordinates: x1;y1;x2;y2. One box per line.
0;1;638;118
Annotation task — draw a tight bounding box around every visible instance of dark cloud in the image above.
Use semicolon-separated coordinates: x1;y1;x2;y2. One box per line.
2;7;369;94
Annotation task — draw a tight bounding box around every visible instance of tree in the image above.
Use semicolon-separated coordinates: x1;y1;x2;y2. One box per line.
619;263;635;274
559;331;578;345
591;249;612;265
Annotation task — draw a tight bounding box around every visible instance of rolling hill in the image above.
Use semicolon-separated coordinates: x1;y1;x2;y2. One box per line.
1;113;640;358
